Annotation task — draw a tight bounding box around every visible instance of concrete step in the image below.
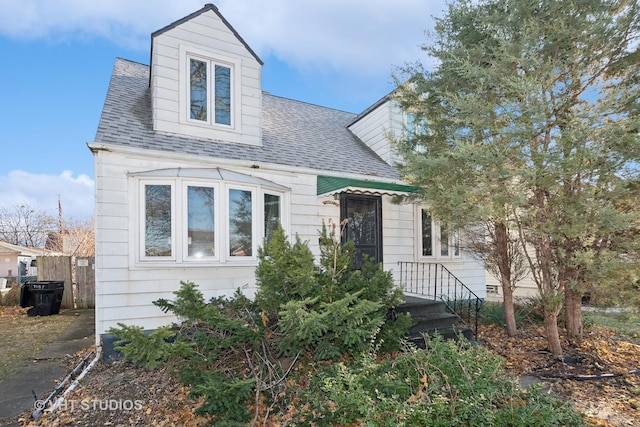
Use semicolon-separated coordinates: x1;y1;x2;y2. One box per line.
409;312;461;334
398;295;476;347
396;296;447;316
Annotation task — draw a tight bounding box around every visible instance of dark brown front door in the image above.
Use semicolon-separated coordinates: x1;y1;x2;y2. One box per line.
340;194;383;268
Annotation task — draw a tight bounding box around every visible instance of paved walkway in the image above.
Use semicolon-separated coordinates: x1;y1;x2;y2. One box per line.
0;309;95;427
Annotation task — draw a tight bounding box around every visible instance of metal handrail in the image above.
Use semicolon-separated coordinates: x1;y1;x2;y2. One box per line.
398;262;483;338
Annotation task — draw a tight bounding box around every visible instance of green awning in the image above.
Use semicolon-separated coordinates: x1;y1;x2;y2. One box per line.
317;175;419;196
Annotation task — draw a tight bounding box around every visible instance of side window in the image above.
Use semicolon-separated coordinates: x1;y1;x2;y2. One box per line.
264;193;281;245
229;188;253;257
144;184;173;257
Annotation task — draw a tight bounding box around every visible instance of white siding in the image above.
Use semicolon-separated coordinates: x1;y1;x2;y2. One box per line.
348;100;405;166
94;149;322;335
150;10;262;146
316;195;486;298
94;157;486;336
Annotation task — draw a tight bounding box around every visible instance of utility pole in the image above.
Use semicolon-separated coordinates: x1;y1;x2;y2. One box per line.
57;195;64;253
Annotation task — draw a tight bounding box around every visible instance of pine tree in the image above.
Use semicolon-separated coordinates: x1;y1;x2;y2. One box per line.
394;0;640;355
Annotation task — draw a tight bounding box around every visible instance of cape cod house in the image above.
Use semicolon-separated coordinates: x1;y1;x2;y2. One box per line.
90;4;487;343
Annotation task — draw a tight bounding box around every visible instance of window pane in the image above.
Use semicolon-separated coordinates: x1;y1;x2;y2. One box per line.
188;186;215;258
264;194;280;244
214;65;231;125
145;185;172;256
421;210;432;256
453;229;460;256
229;189;252;256
441;224;449;256
190;58;208;121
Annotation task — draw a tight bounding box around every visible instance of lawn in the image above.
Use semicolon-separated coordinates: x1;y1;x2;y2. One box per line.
0;306;74;381
583;308;640;345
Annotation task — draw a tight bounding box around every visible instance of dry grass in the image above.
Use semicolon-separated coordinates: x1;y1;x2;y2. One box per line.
0;306;75;381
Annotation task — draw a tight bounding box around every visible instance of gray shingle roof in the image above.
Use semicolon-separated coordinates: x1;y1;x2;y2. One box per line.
94;58;400;179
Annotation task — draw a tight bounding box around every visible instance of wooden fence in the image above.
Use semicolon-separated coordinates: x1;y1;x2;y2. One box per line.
36;256;95;309
75;257;95;309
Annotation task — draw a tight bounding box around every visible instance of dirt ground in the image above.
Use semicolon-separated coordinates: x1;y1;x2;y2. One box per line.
480;323;640;427
20;322;640;426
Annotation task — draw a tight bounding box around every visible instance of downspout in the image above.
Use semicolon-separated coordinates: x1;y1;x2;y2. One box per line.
32;338;102;419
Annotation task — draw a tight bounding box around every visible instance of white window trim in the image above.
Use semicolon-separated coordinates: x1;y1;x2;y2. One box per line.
133;175;288;267
179;44;241;131
415;205;461;261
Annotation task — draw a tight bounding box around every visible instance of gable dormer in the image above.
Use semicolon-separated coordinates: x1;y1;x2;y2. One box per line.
150;4;263;146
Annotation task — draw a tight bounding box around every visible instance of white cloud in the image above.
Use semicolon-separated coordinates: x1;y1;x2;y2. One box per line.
0;170;94;220
0;0;445;74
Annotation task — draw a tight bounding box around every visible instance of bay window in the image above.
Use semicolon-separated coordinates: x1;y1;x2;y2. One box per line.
137;171;287;264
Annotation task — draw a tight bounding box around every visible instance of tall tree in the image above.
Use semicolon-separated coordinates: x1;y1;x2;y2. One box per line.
394;0;640;355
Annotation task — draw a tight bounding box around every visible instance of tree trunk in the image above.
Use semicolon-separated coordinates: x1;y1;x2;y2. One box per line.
496;221;517;337
535;221;563;358
564;287;583;342
502;283;518;337
543;309;563;357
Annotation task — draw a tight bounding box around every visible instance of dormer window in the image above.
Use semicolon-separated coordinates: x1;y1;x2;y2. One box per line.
188;56;232;126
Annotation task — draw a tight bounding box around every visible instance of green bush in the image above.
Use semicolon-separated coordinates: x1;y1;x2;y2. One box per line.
257;222;411;358
298;336;584;426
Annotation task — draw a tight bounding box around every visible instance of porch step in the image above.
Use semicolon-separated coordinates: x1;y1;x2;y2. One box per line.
396;296;447;316
409;313;461;333
397;296;475;348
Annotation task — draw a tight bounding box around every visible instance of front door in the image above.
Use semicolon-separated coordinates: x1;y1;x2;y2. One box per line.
340;194;383;268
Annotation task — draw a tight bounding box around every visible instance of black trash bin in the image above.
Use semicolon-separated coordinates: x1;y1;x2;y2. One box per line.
20;281;65;316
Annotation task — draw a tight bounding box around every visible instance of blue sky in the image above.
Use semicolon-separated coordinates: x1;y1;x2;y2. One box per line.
0;0;445;220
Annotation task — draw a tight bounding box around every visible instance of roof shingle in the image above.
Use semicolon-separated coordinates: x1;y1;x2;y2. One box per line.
94;58;400;179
